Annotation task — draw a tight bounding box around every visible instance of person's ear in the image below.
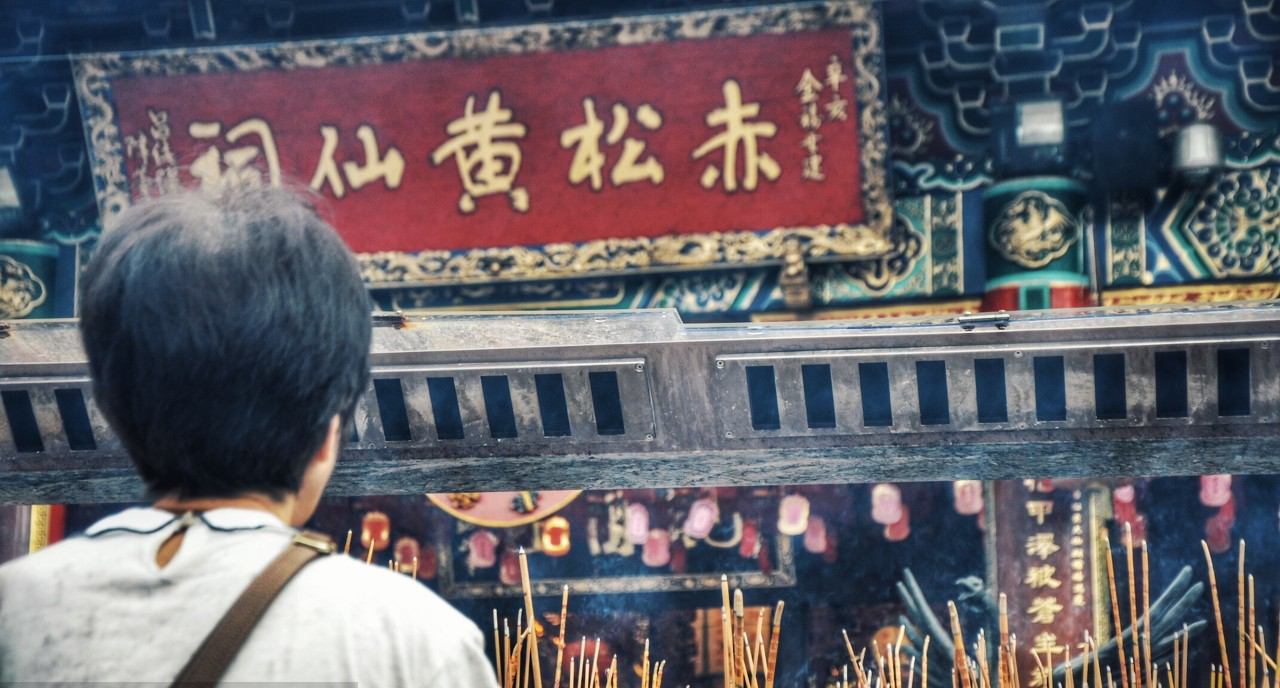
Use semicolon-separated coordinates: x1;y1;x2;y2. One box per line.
292;415;341;526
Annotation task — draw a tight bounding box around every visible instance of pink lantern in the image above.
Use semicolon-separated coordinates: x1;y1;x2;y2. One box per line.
642;529;672;567
777;494;810;536
803;516;827;553
871;484;903;526
625;503;650;545
1200;475;1233;508
953;480;983;516
684;498;719;540
467;529;499;569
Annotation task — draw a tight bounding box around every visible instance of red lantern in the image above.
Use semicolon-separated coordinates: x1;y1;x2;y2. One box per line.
360;511;391;551
541;516;571;557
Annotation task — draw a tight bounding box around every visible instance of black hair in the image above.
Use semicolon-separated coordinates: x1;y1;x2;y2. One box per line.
79;187;371;499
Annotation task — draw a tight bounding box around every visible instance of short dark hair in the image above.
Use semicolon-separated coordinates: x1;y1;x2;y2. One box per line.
79;187;371;499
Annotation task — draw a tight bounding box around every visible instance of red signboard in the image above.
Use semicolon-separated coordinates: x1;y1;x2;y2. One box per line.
75;2;892;285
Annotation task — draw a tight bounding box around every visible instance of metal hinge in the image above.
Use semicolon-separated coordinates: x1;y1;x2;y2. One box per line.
958;311;1011;331
372;311;408;329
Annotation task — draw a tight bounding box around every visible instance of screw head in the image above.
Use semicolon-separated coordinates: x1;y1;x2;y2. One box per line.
716;360;725;369
724;431;734;438
645;433;654;441
635;362;645;372
1261;341;1270;349
1014;350;1024;358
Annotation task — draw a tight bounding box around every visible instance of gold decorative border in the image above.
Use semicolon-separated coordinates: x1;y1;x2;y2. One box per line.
72;1;894;287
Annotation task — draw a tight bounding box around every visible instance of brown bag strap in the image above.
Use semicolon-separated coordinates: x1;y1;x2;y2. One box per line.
169;530;336;687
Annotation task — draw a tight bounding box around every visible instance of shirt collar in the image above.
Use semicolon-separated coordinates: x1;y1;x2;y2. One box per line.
85;506;287;537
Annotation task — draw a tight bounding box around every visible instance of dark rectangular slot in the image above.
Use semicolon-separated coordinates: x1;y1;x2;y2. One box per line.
1033;356;1067;421
588;371;626;436
801;364;836;429
1154;351;1188;418
1093;353;1127;420
535;373;572;437
974;358;1009;423
916;360;950;425
373;378;412;442
481;375;518;439
54;388;97;451
1218;347;1249;411
348;421;360;444
427;377;465;440
1;390;43;453
1217;348;1251;417
859;362;893;427
744;366;781;431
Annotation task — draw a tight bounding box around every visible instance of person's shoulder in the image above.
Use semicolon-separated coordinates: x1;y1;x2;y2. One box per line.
298;555;480;638
0;536;96;582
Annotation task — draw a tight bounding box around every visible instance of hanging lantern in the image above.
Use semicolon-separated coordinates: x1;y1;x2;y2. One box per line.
871;484;903;526
625;503;650;545
953;480;983;515
360;511;391;551
1112;484;1138;525
1200;474;1232;507
684;497;719;540
803;515;827;554
466;529;499;570
777;494;810;536
541;516;571;557
1205;497;1235;553
642;529;672;567
394;536;420;572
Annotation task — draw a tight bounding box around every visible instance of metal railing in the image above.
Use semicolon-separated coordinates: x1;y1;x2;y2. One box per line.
1;302;1277;503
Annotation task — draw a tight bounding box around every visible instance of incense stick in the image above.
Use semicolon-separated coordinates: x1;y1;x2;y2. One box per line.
1249;577;1257;688
518;548;545;688
343;529;352;555
505;619;513;688
734;590;745;687
1103;535;1131;688
1143;541;1153;688
1181;626;1189;688
765;601;783;688
1203;540;1235;688
1126;524;1142;688
554;585;569;688
722;576;735;688
949;601;974;688
1241;541;1247;688
495;610;504;685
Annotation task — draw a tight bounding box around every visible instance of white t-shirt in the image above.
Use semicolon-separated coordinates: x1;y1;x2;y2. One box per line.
0;507;500;687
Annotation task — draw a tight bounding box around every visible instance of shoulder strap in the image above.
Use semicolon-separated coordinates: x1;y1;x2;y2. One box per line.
170;530;335;687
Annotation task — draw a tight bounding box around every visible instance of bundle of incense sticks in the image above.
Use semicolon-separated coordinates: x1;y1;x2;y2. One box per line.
719;576;786;688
